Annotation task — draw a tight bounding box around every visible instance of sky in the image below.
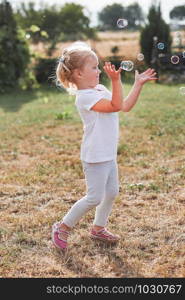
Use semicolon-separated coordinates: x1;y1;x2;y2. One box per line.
10;0;185;26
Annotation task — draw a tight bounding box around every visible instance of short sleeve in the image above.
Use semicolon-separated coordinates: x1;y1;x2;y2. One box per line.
97;84;110;93
76;90;104;111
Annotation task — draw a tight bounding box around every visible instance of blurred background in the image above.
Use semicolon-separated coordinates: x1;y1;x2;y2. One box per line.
1;0;185;92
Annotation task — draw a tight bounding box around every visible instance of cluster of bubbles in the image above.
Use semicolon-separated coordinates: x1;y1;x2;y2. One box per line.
120;53;145;71
156;32;185;65
116;19;145;72
116;19;145;71
157;41;181;65
176;30;185;96
117;20;185;97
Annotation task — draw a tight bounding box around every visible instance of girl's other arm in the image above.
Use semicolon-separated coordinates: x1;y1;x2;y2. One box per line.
122;68;157;112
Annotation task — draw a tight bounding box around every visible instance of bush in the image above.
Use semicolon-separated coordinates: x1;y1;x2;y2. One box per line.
140;3;172;66
34;58;57;84
0;1;35;92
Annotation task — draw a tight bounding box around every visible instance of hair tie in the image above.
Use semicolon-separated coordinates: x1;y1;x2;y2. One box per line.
59;56;65;63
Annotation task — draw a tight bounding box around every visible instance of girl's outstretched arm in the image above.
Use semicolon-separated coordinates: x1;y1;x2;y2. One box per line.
121;68;157;112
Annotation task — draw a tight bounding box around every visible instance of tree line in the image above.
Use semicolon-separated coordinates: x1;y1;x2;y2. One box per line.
9;1;185;47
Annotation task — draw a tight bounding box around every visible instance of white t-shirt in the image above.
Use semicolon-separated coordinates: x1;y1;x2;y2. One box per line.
75;84;119;163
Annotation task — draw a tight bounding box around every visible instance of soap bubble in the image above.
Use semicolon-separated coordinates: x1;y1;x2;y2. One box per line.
137;53;144;61
120;60;134;71
179;87;185;95
174;38;180;45
171;55;180;64
25;33;31;39
157;42;165;50
117;18;128;28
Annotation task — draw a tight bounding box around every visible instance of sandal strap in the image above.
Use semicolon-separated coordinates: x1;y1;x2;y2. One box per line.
57;228;70;235
54;223;70;235
57;228;70;243
97;228;109;234
97;228;117;238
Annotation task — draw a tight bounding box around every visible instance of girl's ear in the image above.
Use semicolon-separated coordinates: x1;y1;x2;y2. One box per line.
73;68;83;79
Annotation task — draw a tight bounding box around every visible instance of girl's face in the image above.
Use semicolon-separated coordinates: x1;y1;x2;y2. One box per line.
78;55;101;89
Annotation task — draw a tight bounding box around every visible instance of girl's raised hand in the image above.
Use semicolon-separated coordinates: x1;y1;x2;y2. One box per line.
103;62;122;81
135;68;158;85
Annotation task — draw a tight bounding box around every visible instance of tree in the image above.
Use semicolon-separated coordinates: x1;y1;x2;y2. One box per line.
14;2;96;54
58;3;95;39
14;1;44;43
45;3;96;55
0;0;30;92
170;5;185;20
98;3;145;31
125;3;145;29
98;4;125;31
140;3;172;66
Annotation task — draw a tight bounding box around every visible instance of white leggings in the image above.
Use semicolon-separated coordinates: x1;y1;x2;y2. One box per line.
62;159;119;228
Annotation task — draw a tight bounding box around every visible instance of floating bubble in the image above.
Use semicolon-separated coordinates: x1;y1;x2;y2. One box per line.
25;33;31;39
171;55;180;64
182;51;185;58
117;18;128;28
174;37;180;45
179;87;185;95
157;42;165;50
137;53;144;61
120;60;134;71
153;36;158;42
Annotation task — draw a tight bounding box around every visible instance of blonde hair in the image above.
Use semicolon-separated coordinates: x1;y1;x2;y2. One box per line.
56;42;97;93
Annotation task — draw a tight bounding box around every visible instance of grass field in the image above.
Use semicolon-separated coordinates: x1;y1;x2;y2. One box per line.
0;81;185;277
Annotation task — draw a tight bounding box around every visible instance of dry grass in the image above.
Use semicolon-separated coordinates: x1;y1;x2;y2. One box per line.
30;31;140;60
0;82;185;278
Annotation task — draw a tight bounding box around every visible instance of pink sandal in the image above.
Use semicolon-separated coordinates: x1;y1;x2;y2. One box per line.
90;227;120;243
52;222;70;250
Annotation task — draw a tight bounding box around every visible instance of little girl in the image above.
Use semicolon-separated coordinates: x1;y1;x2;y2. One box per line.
52;43;157;250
